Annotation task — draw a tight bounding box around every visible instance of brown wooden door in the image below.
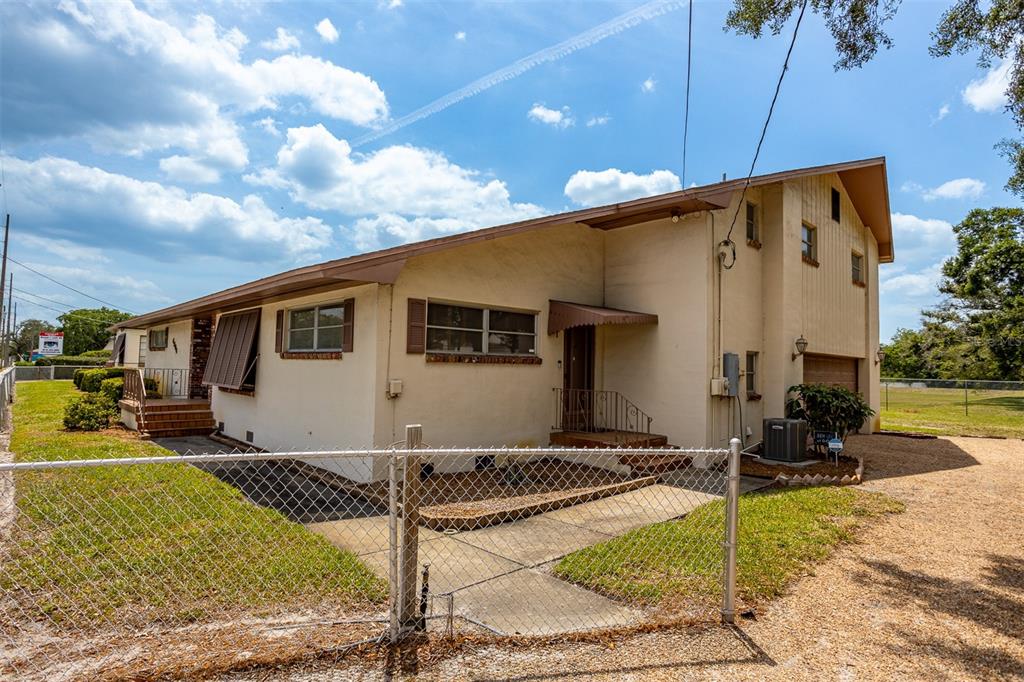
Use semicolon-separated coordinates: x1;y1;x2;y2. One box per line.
804;354;859;393
563;326;595;430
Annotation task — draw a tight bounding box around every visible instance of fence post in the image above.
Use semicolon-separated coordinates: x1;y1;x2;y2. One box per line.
387;449;400;643
964;380;968;417
397;424;423;637
722;437;741;624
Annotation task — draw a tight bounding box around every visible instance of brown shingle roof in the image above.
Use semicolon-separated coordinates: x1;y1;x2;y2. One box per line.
114;156;893;330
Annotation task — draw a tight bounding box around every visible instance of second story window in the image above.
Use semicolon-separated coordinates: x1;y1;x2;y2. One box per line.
746;202;760;244
801;222;818;264
852;251;865;285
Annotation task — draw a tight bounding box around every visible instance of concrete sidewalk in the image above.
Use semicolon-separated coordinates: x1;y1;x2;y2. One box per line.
309;479;766;635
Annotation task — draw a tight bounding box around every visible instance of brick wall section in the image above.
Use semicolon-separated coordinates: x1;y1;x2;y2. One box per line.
189;317;214;399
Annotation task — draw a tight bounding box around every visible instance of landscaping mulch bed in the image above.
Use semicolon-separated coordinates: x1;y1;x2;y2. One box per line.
741;454;860;480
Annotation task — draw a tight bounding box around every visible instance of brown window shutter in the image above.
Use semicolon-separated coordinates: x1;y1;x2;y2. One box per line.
341;298;355;352
203;309;261;389
274;309;284;353
407;298;426;354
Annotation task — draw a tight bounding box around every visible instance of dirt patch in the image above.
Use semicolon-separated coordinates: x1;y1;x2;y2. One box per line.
740;454;860;480
420;475;656;531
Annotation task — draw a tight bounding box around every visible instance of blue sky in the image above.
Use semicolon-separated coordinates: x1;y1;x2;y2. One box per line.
0;0;1018;341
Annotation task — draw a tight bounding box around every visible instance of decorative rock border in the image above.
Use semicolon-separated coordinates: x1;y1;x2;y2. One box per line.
774;457;865;487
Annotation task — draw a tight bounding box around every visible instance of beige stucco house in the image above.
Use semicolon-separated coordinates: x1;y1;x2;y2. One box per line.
113;157;893;481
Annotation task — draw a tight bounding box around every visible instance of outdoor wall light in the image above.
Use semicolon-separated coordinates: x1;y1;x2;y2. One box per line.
875;348;886;365
671;210;681;223
792;335;808;360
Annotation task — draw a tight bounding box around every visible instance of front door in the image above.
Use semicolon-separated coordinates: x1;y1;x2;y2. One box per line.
562;326;595;431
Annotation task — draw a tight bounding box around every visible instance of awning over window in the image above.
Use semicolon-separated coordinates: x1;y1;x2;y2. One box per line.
548;300;659;335
111;332;126;366
203;309;260;389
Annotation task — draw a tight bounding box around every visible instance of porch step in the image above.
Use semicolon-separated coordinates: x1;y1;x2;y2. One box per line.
549;431;669;449
137;399;216;438
141;427;216;439
618;452;692;475
143;409;215;423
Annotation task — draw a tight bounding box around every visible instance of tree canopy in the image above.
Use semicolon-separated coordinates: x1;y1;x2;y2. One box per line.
882;208;1024;380
726;0;1024;194
57;308;133;356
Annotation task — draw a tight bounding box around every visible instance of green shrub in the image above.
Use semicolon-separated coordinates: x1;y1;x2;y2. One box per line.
80;349;113;358
79;369;109;393
62;393;115;431
34;357;52;366
73;369;86;389
144;377;159;393
786;384;875;444
104;367;125;379
45;355;107;367
100;378;124;405
15;361;33;367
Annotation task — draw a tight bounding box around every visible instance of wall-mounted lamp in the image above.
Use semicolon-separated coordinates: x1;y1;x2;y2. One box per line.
671;210;681;224
875;348;886;365
792;335;808;360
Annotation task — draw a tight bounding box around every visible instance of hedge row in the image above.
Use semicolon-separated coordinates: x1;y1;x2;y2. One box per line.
33;355;108;367
66;369;159;431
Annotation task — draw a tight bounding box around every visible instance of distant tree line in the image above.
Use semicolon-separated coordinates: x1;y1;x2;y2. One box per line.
882;208;1024;381
10;307;132;359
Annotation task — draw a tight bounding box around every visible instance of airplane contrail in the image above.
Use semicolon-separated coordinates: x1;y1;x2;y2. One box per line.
352;0;686;147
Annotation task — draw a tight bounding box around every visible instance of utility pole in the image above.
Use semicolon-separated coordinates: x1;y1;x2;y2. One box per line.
4;275;11;367
0;215;9;344
11;302;17;364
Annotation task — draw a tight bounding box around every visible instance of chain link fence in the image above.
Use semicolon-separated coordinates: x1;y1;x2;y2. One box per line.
881;378;1024;437
0;431;739;680
14;365;102;382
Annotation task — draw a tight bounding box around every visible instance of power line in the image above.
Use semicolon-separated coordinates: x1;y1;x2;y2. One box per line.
12;287;79;311
723;0;809;247
681;0;694;187
10;293;127;326
7;257;134;314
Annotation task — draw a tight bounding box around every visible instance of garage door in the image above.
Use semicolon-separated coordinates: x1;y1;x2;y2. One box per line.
804;354;859;393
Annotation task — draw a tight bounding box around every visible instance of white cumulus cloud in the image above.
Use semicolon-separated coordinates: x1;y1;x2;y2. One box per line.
527;104;575;129
4;155;334;261
159;155;223;184
261;27;300;52
586;115;610;127
564;168;681;207
963;59;1011;112
454;31;466;41
641;76;656;93
246;125;544;249
922;177;986;201
315;18;339;43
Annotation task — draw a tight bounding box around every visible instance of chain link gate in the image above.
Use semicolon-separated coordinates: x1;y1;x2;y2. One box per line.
1;427;739;679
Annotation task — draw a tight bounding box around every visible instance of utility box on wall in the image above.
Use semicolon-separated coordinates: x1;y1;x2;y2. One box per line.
723;353;739;397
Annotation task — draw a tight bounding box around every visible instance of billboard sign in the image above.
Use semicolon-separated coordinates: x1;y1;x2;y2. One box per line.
38;331;64;357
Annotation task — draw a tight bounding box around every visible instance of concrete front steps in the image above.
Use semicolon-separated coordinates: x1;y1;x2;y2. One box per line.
136;399;215;438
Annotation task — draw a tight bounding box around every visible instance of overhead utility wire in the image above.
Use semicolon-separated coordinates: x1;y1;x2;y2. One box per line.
681;0;694;187
14;289;127;321
12;287;83;311
8;257;134;314
10;293;127;325
723;0;809;255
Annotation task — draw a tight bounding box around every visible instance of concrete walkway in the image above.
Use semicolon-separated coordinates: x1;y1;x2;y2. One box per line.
309;477;768;635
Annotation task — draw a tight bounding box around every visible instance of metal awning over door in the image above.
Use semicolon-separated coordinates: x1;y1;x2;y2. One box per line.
548;300;658;335
203;309;260;389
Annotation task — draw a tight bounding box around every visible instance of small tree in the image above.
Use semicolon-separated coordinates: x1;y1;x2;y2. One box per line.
785;384;874;444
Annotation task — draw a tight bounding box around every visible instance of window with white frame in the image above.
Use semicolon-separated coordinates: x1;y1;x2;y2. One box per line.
801;222;817;262
745;202;760;243
426;302;536;355
745;351;759;397
851;251;865;284
288;303;344;351
148;327;168;351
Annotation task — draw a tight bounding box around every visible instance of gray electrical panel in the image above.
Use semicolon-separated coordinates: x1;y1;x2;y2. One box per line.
723;353;739;397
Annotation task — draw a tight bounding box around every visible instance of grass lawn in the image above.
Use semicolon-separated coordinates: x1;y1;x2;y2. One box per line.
554;486;903;608
1;381;386;628
880;386;1024;438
